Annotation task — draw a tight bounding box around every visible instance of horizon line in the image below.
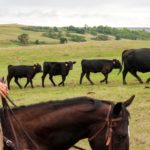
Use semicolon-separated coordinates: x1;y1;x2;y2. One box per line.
0;23;150;29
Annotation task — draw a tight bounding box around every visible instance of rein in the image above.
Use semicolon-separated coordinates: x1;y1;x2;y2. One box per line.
1;97;19;150
89;105;122;150
1;96;39;150
1;96;85;150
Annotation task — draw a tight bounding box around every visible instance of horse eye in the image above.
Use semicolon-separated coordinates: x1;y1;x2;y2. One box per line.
117;135;126;143
119;135;125;139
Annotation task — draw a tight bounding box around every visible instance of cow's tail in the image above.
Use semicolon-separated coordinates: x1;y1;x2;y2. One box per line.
118;50;128;75
122;50;128;66
118;63;122;75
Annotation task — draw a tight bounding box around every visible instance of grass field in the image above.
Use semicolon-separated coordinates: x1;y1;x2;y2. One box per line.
0;24;95;47
0;24;59;47
0;29;150;150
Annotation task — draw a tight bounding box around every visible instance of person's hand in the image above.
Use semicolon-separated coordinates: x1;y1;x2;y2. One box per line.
0;82;8;97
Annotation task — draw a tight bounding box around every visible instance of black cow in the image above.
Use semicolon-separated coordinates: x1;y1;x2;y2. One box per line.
7;64;42;89
80;59;122;85
122;48;150;84
42;61;76;87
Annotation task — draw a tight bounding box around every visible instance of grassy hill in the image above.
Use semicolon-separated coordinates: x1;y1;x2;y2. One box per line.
0;24;150;150
1;24;150;48
0;24;91;47
0;24;59;47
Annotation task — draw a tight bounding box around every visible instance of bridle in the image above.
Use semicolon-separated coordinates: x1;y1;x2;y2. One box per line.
1;95;86;150
1;98;123;150
89;104;123;150
1;96;40;150
0;90;123;150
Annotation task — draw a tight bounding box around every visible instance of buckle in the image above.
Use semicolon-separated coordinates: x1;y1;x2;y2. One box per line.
6;139;13;146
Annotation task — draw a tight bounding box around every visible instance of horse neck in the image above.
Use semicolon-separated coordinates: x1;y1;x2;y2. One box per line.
13;103;95;130
11;100;112;149
12;102;100;149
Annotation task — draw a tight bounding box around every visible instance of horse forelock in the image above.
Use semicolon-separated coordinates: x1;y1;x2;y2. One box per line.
121;105;130;121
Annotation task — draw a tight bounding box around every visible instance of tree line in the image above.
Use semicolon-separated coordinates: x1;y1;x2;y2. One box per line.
18;25;150;45
22;25;150;40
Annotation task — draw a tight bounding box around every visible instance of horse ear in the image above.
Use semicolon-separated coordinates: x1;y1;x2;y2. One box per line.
123;95;135;107
73;61;76;64
113;103;122;116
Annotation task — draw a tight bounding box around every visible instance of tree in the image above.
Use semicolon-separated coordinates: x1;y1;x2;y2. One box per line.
18;33;29;45
115;35;121;40
60;37;67;44
53;27;58;32
35;39;40;44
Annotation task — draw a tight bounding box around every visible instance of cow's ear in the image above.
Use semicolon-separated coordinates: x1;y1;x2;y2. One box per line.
65;62;69;67
73;61;76;64
113;59;116;64
33;64;36;69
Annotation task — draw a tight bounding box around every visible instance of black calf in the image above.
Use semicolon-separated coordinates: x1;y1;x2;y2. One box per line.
80;59;121;85
42;61;76;87
7;64;42;89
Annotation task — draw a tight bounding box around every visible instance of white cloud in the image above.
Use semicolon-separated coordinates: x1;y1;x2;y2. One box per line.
0;0;149;27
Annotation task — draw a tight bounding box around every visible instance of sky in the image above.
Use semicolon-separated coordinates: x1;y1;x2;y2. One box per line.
0;0;150;27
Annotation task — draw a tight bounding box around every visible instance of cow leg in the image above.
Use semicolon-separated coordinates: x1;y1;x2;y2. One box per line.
14;77;22;89
100;73;106;83
29;79;34;88
80;72;85;84
86;72;94;85
130;71;143;84
105;74;108;84
24;78;30;88
123;69;128;85
58;76;66;86
41;72;47;87
7;75;13;90
146;78;150;83
49;75;56;86
100;73;108;84
100;78;106;83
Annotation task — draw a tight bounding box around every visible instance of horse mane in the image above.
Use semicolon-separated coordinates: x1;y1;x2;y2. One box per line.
12;96;114;112
1;96;130;119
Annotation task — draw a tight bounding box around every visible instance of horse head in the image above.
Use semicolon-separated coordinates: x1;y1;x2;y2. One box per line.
89;95;135;150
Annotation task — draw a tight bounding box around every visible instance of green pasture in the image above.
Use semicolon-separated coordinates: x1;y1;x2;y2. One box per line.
0;24;59;47
0;39;150;150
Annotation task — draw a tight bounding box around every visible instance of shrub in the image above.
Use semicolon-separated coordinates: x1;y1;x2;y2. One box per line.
92;34;109;41
60;37;67;44
43;32;58;39
35;39;40;44
115;35;121;40
18;33;29;45
69;35;86;42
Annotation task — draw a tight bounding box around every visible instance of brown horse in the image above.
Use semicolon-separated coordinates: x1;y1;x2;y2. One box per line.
0;95;135;150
